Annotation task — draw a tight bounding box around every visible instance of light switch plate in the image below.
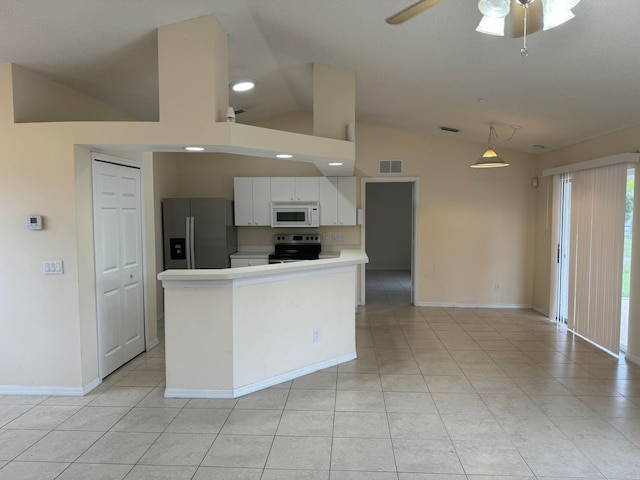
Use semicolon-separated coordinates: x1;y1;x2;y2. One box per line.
43;260;63;275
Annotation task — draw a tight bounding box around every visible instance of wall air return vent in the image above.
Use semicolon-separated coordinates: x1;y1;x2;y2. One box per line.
378;159;403;175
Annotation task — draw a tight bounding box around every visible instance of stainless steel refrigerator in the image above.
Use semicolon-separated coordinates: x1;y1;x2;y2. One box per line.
162;198;237;269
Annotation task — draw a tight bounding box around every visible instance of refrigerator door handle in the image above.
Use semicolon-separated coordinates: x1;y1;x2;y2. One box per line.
189;215;196;269
185;216;192;269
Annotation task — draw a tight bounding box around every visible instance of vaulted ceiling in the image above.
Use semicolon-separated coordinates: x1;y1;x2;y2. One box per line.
1;0;639;154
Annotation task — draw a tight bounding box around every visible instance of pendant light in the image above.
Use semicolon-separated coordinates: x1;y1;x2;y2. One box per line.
471;125;510;168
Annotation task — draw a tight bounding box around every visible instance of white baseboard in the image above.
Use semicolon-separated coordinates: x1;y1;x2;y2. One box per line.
83;377;102;394
146;338;160;351
165;351;357;399
416;301;533;309
532;305;549;317
625;353;640;367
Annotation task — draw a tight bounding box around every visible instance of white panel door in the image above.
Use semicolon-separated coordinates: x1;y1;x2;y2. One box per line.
93;159;145;378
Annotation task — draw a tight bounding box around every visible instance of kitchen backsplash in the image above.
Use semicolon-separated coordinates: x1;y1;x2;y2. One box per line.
237;225;361;247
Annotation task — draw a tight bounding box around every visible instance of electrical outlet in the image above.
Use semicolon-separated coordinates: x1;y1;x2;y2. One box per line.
313;328;320;343
332;235;344;243
495;282;501;291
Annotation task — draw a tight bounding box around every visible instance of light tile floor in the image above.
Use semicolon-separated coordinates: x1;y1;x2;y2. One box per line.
2;271;640;479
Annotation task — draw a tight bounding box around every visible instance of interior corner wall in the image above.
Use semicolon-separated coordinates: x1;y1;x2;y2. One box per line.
152;152;183;319
75;145;100;386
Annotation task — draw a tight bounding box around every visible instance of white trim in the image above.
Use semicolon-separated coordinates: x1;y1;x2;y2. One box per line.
542;152;639;177
532;304;550;317
416;301;533;309
625;353;640;367
360;176;420;306
146;337;160;351
83;377;102;394
164;351;357;399
0;377;101;396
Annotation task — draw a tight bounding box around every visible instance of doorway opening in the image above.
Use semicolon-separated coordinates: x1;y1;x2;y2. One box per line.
361;178;419;307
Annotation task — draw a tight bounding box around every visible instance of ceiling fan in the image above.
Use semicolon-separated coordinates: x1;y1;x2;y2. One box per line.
386;0;580;44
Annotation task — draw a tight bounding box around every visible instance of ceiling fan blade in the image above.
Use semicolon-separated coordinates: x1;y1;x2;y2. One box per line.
386;0;443;25
511;0;543;38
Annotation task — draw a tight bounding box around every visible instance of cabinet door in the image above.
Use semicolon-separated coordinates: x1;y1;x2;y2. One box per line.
271;177;295;202
234;177;254;226
295;177;320;201
337;176;357;225
318;176;338;226
252;177;272;226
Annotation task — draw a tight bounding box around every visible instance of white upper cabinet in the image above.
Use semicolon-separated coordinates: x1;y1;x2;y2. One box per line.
235;176;354;226
318;176;356;226
271;177;319;202
234;177;271;226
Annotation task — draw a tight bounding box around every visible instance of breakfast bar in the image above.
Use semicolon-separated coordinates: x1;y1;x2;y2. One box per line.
158;249;368;398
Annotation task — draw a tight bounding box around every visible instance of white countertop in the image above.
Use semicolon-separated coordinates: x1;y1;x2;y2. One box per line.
230;251;272;259
158;249;368;283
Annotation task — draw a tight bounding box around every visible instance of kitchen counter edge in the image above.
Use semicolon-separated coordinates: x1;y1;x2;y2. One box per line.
158;249;368;282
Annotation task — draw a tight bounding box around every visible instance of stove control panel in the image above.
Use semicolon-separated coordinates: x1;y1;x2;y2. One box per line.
275;234;320;244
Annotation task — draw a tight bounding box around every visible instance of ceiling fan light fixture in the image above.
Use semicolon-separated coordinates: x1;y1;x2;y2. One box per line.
545;0;580;13
476;15;506;36
542;7;574;30
477;0;510;17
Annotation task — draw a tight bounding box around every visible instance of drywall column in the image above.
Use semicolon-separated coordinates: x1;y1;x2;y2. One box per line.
0;65;14;125
313;64;355;140
626;170;640;364
158;15;229;127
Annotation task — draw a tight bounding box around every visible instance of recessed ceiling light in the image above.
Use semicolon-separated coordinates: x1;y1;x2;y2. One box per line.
329;162;343;166
276;154;292;159
184;146;205;151
231;80;255;92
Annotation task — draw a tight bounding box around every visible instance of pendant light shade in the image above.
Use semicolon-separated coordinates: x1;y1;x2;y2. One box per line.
471;125;510;168
471;148;510;168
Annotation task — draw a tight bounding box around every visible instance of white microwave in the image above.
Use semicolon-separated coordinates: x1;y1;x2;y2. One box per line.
271;202;320;228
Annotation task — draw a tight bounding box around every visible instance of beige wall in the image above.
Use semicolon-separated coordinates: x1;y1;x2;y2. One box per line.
355;123;539;306
12;65;137;122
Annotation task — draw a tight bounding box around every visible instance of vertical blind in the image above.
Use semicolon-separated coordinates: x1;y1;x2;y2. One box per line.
567;163;627;354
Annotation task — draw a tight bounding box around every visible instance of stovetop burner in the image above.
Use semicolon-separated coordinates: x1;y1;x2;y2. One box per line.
269;234;321;263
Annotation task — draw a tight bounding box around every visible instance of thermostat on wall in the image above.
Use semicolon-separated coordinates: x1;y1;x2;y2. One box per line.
27;215;43;230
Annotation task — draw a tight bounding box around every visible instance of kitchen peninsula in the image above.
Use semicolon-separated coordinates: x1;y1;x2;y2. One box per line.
158;249;368;398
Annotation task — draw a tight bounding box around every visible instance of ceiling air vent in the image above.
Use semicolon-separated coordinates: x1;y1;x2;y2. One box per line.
378;159;403;175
